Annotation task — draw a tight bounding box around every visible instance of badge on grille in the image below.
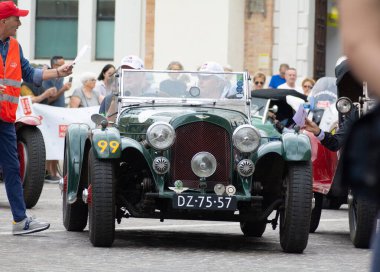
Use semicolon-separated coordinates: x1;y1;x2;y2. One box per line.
195;115;210;119
169;180;189;194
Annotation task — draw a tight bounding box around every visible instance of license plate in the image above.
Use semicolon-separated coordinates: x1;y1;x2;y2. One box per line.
173;194;237;210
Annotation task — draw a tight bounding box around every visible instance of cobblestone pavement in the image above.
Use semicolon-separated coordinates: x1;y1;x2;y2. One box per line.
0;183;373;272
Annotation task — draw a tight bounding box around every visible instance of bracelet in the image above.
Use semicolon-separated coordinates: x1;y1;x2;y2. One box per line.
56;69;61;77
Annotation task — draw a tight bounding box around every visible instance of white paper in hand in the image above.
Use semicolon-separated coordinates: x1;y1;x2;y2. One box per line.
292;104;308;127
73;45;89;66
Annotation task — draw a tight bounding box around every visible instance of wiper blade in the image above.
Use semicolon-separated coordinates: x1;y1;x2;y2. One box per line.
185;101;218;107
121;103;141;108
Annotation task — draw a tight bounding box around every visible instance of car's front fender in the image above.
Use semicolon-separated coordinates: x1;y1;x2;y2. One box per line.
66;123;90;204
257;140;283;160
92;127;122;159
282;132;311;161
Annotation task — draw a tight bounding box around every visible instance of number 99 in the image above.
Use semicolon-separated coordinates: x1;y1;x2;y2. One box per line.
97;140;119;153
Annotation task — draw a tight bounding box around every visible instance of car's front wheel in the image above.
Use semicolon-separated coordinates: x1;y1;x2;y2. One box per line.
17;126;45;208
280;161;313;253
348;191;378;248
88;148;115;247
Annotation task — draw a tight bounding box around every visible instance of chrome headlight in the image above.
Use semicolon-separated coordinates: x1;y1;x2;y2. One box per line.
191;152;217;178
146;122;175;150
336;97;352;115
232;124;261;153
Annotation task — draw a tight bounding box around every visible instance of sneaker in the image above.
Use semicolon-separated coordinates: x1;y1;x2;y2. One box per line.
13;217;50;235
45;175;61;184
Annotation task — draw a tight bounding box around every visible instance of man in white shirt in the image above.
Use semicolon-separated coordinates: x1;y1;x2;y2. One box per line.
277;67;303;93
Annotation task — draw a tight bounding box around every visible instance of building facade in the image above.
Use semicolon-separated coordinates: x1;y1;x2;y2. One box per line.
16;0;340;89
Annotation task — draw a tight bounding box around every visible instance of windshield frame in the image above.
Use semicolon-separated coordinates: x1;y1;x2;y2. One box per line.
114;69;252;122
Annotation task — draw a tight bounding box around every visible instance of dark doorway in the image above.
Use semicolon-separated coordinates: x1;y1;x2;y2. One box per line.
313;0;327;80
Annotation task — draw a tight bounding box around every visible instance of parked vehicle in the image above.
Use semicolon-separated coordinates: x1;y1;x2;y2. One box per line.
307;77;339;233
62;69;313;253
250;87;339;234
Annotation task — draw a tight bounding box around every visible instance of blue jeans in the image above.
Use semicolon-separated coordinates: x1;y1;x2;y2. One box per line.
0;121;27;222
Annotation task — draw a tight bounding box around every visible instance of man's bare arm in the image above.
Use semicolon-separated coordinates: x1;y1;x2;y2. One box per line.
32;87;56;103
48;82;72;103
42;63;73;80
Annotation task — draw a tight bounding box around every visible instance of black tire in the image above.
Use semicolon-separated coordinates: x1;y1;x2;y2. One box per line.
88;148;115;247
280;161;313;253
62;137;88;231
348;192;378;248
17;126;46;208
309;192;323;233
240;221;267;237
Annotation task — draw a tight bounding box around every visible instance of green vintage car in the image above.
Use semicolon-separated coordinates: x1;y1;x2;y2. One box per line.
61;69;312;253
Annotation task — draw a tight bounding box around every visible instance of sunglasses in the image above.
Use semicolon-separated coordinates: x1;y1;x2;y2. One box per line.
303;85;313;89
255;81;264;85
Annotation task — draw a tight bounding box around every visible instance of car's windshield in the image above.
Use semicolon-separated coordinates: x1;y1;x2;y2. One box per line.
310;77;338;109
116;69;248;101
251;97;268;117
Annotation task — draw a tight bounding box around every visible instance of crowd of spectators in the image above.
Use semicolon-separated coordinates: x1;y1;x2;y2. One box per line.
24;58;316;112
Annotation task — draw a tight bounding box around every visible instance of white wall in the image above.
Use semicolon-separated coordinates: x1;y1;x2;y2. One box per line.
114;0;146;64
272;0;315;82
17;2;34;59
153;0;244;71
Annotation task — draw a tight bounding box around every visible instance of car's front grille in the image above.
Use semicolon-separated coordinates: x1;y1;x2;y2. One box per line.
170;121;231;190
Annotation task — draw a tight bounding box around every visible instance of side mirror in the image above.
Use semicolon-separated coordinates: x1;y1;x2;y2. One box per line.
269;105;278;113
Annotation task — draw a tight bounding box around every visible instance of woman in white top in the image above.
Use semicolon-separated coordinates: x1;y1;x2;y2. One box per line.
70;72;103;108
94;64;116;97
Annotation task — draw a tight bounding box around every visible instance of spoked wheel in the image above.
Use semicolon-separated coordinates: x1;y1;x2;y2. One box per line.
88;148;115;247
17;126;46;208
280;161;313;253
62;136;88;231
309;192;323;233
240;221;267;237
348;191;378;248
